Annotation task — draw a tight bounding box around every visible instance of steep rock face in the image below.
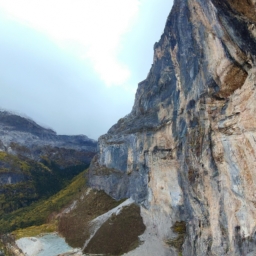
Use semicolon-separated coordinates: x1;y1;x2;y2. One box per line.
89;0;256;255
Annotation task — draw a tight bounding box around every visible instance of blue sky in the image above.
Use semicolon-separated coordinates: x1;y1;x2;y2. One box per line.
0;0;173;139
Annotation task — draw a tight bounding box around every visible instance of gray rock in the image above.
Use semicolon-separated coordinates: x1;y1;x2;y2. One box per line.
89;0;256;255
0;110;97;164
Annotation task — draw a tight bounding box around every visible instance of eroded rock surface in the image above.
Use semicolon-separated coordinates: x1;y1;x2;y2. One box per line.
89;0;256;255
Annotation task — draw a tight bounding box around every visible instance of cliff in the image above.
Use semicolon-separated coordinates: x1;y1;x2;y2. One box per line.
88;0;256;255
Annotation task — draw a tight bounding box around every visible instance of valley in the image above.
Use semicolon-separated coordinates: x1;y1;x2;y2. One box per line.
1;0;256;255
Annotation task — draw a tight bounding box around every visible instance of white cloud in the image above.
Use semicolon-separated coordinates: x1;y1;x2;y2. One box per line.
0;0;140;86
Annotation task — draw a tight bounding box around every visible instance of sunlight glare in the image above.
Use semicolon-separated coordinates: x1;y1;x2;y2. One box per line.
0;0;140;86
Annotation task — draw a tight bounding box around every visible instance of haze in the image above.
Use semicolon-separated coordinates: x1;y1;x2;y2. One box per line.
0;0;173;140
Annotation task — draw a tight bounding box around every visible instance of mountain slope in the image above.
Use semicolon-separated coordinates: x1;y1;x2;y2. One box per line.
88;0;256;255
0;169;88;234
0;110;97;216
1;169;145;256
0;110;96;163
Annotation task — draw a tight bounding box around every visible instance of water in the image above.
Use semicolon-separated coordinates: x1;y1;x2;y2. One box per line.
17;233;73;256
37;233;72;256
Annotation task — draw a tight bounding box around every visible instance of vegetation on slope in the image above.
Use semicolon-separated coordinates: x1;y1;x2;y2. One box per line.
0;169;87;234
1;167;146;256
58;189;124;248
84;203;146;255
0;151;88;216
166;221;186;255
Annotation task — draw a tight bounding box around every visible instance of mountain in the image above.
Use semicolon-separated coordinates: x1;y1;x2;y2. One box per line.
2;0;256;255
0;110;97;216
86;0;256;255
0;110;96;162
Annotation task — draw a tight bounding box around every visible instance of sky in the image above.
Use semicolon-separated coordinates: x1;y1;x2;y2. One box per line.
0;0;174;140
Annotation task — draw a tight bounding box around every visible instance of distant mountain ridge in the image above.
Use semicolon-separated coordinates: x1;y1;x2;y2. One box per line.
0;109;97;216
0;110;56;135
0;110;97;154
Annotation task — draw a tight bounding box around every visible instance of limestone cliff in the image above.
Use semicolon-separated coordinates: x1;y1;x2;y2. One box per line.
89;0;256;255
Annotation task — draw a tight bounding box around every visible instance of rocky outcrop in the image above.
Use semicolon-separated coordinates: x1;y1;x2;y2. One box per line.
89;0;256;255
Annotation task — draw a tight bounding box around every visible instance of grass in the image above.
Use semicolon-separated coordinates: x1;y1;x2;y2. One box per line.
8;168;131;252
83;204;146;255
58;190;125;248
1;166;146;256
0;152;8;160
0;169;87;234
13;223;57;239
0;149;88;217
165;221;186;254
